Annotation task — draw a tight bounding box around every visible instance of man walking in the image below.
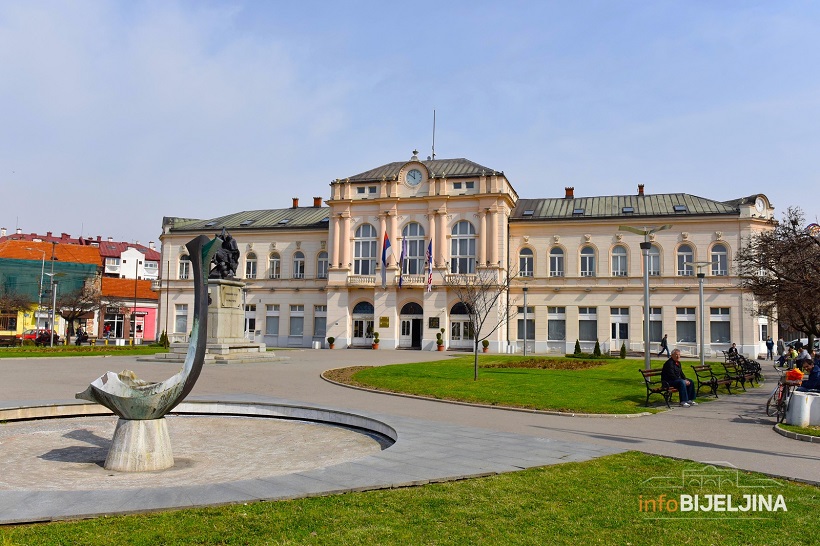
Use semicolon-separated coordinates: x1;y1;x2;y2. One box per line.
658;334;670;357
766;337;775;360
661;349;697;407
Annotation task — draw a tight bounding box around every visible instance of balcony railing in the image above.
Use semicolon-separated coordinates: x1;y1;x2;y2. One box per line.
394;274;426;286
347;275;376;286
444;274;477;284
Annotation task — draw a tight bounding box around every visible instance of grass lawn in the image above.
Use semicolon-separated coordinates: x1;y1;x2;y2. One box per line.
0;452;814;545
0;345;169;358
780;424;820;437
332;355;742;414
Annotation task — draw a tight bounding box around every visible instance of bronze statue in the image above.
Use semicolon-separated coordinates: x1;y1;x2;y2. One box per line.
210;227;240;279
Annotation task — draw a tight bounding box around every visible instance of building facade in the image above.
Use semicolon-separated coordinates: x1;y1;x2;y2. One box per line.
157;152;776;357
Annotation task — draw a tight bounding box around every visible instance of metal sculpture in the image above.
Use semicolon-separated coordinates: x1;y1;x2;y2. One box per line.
209;227;240;279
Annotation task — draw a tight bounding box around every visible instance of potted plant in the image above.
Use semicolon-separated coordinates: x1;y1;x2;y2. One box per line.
482;339;490;353
371;332;380;350
327;336;335;350
436;331;445;351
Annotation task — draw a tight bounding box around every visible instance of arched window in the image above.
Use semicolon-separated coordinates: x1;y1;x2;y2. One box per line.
178;255;191;280
354;224;377;275
450;302;473;315
549;247;564;277
293;251;305;279
245;253;257;279
580;246;596;277
352;301;374;314
711;244;728;276
401;222;426;274
677;244;694;276
611;246;627;277
317;251;328;279
450;221;476;274
648;245;661;276
400;302;423;315
269;253;281;279
519;248;534;277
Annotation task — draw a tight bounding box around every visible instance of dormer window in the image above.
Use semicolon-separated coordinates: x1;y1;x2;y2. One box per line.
239;220;254;226
573;208;585;216
523;210;534;217
622;207;634;214
205;221;217;227
673;205;687;213
278;219;290;225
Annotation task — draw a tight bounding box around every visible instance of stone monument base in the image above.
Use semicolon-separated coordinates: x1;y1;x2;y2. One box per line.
105;417;174;472
144;342;288;365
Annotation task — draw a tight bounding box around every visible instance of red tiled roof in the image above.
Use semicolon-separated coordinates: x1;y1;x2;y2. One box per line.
101;277;158;300
0;231;160;260
0;240;101;265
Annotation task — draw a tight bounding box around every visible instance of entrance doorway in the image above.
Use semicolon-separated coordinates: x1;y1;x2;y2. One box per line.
351;301;374;348
399;302;423;349
611;307;629;352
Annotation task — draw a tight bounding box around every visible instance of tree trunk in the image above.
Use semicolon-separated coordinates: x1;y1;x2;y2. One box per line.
474;340;479;381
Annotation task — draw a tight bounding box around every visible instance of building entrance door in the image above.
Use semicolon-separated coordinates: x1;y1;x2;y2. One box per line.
352;319;374;348
611;322;629;351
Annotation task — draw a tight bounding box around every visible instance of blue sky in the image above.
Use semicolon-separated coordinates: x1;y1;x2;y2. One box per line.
2;1;819;246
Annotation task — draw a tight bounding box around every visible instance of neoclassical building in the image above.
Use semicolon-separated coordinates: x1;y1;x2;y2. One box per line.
157;152;776;357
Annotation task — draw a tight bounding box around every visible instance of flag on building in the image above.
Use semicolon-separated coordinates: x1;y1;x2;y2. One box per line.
426;240;433;292
381;233;391;288
398;238;408;288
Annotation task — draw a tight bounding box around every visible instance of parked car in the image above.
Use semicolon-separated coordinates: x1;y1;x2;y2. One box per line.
785;338;819;350
16;329;53;341
34;331;60;346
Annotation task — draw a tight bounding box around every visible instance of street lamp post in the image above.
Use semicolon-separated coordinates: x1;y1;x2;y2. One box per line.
619;224;672;370
50;278;58;347
685;261;718;366
26;248;46;329
523;286;528;357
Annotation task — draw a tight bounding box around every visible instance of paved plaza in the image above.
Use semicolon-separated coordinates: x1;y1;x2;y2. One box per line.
0;350;817;523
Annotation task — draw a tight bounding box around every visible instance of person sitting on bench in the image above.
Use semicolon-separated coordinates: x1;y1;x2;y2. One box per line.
661;349;698;408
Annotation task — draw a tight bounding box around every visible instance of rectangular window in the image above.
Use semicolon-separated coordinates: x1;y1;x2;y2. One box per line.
579;307;597;341
710;307;731;343
314;305;327;338
517;305;535;340
453;182;462;189
357;187;365;194
466;181;475;189
289;304;305;336
368;186;377;194
547;306;566;341
245;260;257;279
676;307;696;343
178;260;190;280
174;304;188;334
265;304;279;336
760;324;768;342
649;307;662;343
0;312;17;331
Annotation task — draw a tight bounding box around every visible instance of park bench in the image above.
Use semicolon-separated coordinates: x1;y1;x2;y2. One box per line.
640;369;678;408
0;334;19;347
690;364;734;398
721;361;756;391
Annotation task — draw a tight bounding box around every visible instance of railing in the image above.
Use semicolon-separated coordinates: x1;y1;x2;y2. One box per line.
394;274;426;285
347;275;376;286
444;274;477;284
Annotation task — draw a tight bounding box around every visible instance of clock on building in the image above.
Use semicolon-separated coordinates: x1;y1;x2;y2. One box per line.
405;168;423;186
755;197;765;213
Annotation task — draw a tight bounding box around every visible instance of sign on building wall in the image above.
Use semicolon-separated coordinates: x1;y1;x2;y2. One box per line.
379;316;389;328
429;317;439;329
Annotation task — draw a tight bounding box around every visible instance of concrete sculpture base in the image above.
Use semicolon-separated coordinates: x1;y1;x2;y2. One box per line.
786;391;820;427
105;418;174;472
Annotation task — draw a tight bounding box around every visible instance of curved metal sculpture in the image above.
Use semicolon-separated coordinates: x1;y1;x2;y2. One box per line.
76;234;220;419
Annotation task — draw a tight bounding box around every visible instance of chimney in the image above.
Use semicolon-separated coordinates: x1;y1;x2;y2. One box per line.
564;187;574;199
135;240;140;246
149;241;155;250
46;231;53;238
97;235;101;242
292;197;299;208
638;184;645;196
313;196;322;207
0;227;5;237
108;237;113;242
61;233;69;240
16;228;22;235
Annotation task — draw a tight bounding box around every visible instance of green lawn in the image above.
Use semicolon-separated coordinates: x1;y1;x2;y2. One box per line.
345;355;741;414
780;424;820;437
0;452;813;545
0;345;169;358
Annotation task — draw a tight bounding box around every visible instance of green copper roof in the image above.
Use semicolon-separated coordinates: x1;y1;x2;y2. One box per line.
166;207;330;233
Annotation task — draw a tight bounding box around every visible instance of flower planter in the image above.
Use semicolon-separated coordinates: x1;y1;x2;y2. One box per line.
437;345;444;351
482;347;489;353
328;344;335;350
372;343;379;350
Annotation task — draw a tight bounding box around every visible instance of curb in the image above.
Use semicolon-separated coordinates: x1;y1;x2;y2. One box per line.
774;424;820;443
320;368;653;419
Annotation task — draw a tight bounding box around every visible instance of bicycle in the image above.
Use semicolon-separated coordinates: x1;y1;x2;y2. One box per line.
765;364;802;423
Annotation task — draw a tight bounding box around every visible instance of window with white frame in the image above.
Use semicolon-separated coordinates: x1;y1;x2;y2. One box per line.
710;307;731;343
289;304;305;336
517;306;535;340
579;307;597;341
401;222;426;274
245;253;257;279
649;307;663;342
105;257;121;268
611;245;627;276
760;323;768;342
549;247;564;277
317;252;328;279
580;247;596;277
293;251;305;279
269;253;281;279
314;305;327;338
519;248;534;277
178;255;191;280
711;244;728;276
648;245;660;276
174;304;188;334
547;307;566;340
677;245;694;276
354;224;377;275
450;220;476;274
676;307;696;343
265;304;279;336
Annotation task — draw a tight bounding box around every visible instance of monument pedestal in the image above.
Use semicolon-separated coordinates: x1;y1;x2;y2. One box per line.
105;418;174;472
144;279;287;365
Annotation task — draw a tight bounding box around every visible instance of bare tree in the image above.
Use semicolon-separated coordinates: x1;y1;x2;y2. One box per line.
56;277;108;336
736;207;820;347
446;268;517;380
0;288;33;313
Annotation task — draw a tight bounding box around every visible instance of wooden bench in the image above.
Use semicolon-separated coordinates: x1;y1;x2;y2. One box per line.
721;361;756;391
640;369;678;408
690;364;734;398
0;334;20;347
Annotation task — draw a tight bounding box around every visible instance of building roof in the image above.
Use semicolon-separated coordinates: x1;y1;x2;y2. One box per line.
0;240;101;265
343;158;500;182
101;277;158;300
0;231;160;260
510;193;741;221
165;207;330;233
94;240;161;261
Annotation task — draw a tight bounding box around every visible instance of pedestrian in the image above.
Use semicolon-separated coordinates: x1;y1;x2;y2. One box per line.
658;334;670;357
766;337;774;360
661;349;697;407
776;336;785;358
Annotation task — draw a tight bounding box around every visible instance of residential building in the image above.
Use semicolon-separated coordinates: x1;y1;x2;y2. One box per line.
157;152;776;357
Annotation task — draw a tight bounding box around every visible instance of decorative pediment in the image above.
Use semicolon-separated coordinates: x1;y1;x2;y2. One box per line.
269;242;277;250
583;234;592;242
681;232;689;240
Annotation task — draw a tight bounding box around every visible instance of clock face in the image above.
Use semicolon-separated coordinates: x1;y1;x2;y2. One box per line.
755;197;765;212
406;169;423;186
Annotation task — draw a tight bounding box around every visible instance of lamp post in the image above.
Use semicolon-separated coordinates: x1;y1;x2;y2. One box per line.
619;224;672;369
523;286;528;356
49;277;58;348
685;261;718;366
26;248;46;329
